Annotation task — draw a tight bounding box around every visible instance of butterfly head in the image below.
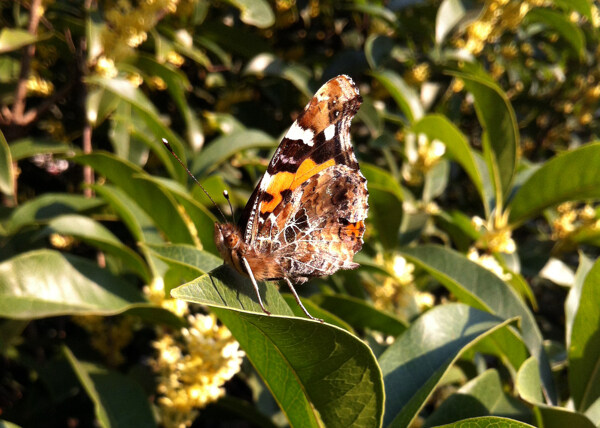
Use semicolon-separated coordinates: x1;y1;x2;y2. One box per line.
214;223;243;260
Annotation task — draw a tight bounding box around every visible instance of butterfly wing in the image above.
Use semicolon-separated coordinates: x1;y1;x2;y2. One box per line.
238;74;364;246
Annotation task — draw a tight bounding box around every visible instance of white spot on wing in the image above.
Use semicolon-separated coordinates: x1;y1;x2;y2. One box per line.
259;172;272;191
324;124;335;141
285;122;315;146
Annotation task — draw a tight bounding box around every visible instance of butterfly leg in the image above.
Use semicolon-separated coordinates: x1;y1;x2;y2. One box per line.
241;256;271;316
283;277;323;323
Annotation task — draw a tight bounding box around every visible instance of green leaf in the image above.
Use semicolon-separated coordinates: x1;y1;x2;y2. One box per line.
371;70;424;123
39;214;150;281
144;243;221;274
0;129;14;196
0;28;41;54
5;193;105;234
516;356;544;405
566;252;594;348
9;138;76;161
517;357;596;428
379;303;517;427
508;143;600;224
526;8;585;59
226;0;275;28
362;163;403;249
281;294;354;332
73;152;195;245
64;347;156;428
425;369;531;427
451;70;518;206
569;257;600;412
364;35;394;70
191;129;276;177
413;115;487;212
172;267;385;428
0;250;149;319
312;294;407;337
433;416;535;428
400;245;556;403
551;0;594;20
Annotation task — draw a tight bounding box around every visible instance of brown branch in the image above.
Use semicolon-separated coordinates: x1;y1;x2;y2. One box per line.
11;0;44;122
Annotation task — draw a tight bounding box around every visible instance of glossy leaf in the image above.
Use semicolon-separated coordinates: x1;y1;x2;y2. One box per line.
0;250;148;319
9;138;75;161
517;357;596;428
451;70;518;206
400;245;556;403
0;129;14;196
569;257;600;412
0;28;40;53
425;369;531;427
565;253;594;348
172;266;385;428
435;0;469;44
144;243;221;274
4;193;104;234
371;70;424;123
281;294;354;332
227;0;275;29
64;347;156;428
433;416;535;428
508;143;600;224
379;303;517;427
39;214;150;281
191;129;276;177
73;152;195;245
312;294;407;337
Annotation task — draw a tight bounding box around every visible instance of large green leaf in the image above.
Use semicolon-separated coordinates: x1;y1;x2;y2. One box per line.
371;70;424;123
191;129;275;177
508;143;600;224
172;266;384;428
227;0;275;28
144;243;221;274
4;193;104;234
39;214;150;281
0;28;43;53
64;347;156;428
9;138;76;161
435;0;470;44
569;257;600;412
400;245;556;404
379;303;517;427
0;130;14;196
425;369;531;427
516;357;596;428
73;152;195;245
566;253;594;348
312;294;407;337
433;416;535;428
451;70;518;206
0;250;148;319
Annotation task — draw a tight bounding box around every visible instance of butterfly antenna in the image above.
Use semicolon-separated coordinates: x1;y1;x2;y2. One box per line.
223;190;236;223
162;138;228;222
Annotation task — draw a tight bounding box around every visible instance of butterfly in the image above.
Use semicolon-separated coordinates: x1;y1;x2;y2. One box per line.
166;75;368;322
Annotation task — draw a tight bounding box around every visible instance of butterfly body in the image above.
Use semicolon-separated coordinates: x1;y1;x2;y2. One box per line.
214;75;368;321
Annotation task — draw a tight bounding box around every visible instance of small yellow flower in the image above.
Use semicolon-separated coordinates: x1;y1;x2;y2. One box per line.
166;51;185;67
26;75;54;96
404;63;430;86
49;233;73;249
95;56;118;78
552;203;600;240
151;314;245;428
467;248;512;281
472;211;516;254
127;72;144;87
149;76;168;90
144;277;189;317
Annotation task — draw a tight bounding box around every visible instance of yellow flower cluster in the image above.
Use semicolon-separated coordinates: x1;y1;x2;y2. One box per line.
144;277;189;317
459;0;546;55
366;255;434;318
95;56;118;78
101;0;180;60
26;75;54;96
402;132;446;185
404;63;431;86
467;248;512;281
152;314;245;428
552;202;600;240
471;211;516;254
72;315;135;367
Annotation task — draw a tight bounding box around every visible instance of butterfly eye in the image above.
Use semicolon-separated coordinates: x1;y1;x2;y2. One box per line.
334;110;340;118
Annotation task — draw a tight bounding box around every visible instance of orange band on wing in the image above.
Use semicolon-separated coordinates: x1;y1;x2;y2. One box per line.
344;221;364;238
260;158;335;214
